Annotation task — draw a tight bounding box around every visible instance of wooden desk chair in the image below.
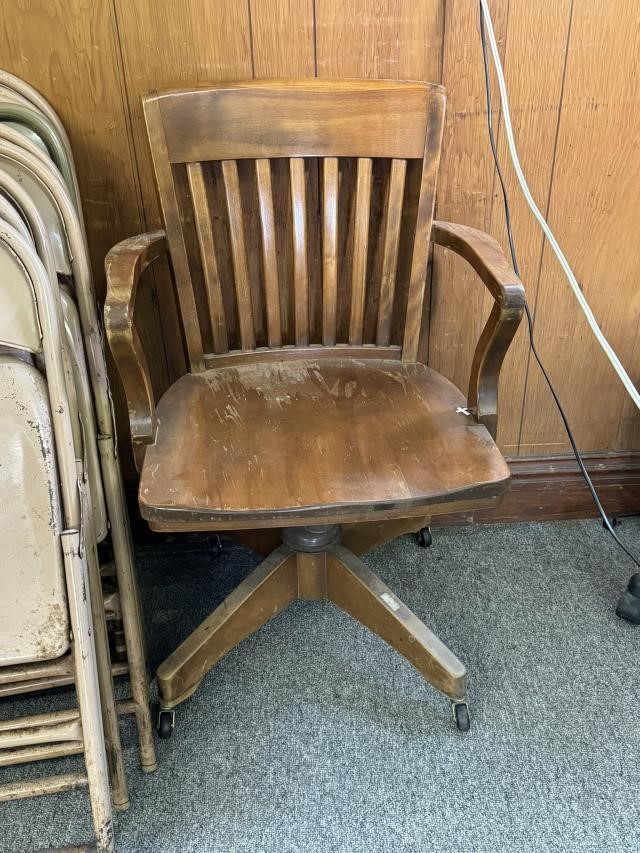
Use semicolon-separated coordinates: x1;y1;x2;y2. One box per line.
105;79;524;735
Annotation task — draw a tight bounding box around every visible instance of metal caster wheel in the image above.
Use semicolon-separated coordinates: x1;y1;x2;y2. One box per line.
616;590;640;625
157;709;175;740
416;526;432;548
616;574;640;624
627;573;640;598
452;701;470;732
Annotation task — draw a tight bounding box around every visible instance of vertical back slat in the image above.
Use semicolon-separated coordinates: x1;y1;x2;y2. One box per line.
221;159;256;350
255;159;282;348
290;158;309;346
376;159;407;346
402;93;446;362
349;158;373;345
322;157;339;346
143;97;204;369
187;163;229;354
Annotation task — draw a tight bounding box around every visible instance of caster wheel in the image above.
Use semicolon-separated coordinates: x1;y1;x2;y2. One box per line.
452;702;470;732
157;709;175;740
416;527;433;548
627;573;640;598
616;590;640;625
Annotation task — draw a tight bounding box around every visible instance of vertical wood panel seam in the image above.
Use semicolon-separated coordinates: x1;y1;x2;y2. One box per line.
312;0;318;76
108;0;145;227
483;0;514;440
515;0;576;452
438;0;447;87
108;0;149;230
485;0;514;236
425;0;448;362
247;0;256;77
108;0;172;385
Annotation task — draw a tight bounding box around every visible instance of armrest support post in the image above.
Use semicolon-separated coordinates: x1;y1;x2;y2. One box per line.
104;231;168;471
431;220;525;439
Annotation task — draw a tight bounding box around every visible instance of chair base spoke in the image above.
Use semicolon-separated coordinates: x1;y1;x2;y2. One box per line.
156;531;468;720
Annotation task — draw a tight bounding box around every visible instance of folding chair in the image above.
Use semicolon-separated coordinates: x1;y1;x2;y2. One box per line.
0;68;83;213
0;209;124;774
0;220;115;851
0;91;78;210
0;135;156;774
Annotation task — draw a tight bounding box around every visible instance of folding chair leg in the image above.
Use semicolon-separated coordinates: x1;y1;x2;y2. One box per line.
62;531;115;853
86;535;129;811
99;438;157;773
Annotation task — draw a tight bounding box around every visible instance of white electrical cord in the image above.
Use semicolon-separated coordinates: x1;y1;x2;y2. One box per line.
479;0;640;410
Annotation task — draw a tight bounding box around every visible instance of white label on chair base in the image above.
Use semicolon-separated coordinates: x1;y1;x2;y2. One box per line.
380;592;400;612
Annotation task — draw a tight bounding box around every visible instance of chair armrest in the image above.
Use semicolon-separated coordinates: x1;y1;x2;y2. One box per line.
431;220;525;439
104;231;168;471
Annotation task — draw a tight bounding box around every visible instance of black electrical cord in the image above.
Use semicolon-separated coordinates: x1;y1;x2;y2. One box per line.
478;1;640;574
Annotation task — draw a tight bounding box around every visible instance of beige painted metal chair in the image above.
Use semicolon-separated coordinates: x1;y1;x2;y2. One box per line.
0;221;115;851
0;89;79;212
0;206;131;809
0;68;83;214
0;147;105;541
0;136;156;773
0;123;74;278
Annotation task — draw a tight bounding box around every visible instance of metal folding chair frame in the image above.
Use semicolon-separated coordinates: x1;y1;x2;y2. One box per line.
0;140;156;774
0;222;115;851
0;69;83;214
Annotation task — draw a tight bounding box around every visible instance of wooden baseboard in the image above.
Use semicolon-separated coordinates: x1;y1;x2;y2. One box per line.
125;452;640;541
434;452;640;526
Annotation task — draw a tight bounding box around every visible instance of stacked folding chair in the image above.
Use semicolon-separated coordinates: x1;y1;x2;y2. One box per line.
0;70;156;851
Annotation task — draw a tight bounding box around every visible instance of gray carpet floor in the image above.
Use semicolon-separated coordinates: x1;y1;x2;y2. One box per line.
1;519;639;852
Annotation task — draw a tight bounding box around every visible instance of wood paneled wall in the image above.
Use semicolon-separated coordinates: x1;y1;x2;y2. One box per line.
2;0;639;474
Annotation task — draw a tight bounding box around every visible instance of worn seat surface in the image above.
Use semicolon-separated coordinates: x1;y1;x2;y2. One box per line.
139;358;510;530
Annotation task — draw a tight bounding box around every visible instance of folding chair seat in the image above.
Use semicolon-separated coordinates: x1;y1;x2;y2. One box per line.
0;354;69;666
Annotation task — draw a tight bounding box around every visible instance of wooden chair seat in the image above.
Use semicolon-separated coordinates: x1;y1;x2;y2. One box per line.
139;357;510;531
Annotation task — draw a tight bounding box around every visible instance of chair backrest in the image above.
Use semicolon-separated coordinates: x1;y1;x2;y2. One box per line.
0;142;72;275
143;79;446;371
0;224;40;353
